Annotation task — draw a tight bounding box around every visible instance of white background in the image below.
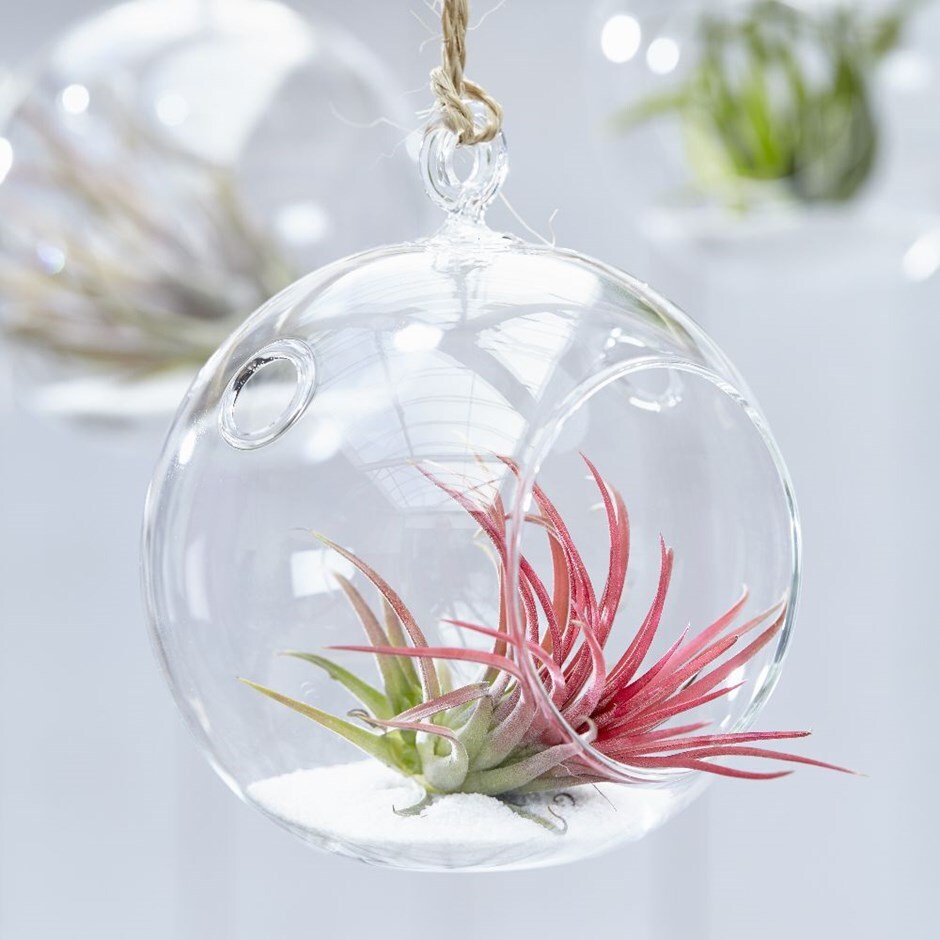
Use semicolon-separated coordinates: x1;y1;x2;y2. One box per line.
1;2;937;938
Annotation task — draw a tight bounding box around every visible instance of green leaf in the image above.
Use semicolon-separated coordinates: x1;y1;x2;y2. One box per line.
315;533;441;701
615;0;896;206
417;733;470;793
281;652;393;720
333;573;415;709
393;792;432;817
240;678;404;772
609;88;691;133
382;599;423;711
461;742;579;796
501;800;568;833
456;694;494;765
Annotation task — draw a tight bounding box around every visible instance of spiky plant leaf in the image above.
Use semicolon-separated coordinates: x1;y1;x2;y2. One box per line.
238;678;404;773
332;574;415;713
312;533;441;700
245;453;853;808
382;599;422;703
281;652;393;720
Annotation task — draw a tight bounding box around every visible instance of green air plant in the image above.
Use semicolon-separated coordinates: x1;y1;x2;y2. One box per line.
243;456;849;816
613;0;926;208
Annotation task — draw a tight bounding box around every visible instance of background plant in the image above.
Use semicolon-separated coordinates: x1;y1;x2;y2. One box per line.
0;90;295;378
614;0;927;208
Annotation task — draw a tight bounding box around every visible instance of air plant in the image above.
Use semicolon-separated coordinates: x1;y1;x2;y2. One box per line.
613;0;927;209
244;456;849;818
0;91;295;378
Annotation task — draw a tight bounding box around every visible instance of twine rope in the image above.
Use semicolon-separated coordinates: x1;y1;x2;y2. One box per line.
429;0;503;144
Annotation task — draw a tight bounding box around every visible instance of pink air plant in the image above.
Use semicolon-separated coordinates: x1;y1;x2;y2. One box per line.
243;455;850;812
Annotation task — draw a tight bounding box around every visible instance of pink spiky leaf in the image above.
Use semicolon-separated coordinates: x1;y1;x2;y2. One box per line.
392;683;491;723
330;642;529;685
313;533;441;700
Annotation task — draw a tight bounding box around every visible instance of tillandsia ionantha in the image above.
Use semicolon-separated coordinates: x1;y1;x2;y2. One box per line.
613;0;928;209
243;455;850;818
0;91;295;378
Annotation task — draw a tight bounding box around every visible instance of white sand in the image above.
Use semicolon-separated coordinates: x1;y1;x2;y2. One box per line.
248;760;685;871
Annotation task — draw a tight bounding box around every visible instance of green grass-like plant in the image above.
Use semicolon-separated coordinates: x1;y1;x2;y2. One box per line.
613;0;926;208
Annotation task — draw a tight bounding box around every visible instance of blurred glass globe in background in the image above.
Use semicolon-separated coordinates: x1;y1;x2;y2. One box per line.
0;0;426;423
588;0;939;251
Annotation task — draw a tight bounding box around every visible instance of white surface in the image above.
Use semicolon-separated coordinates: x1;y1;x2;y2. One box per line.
249;760;680;871
648;214;940;938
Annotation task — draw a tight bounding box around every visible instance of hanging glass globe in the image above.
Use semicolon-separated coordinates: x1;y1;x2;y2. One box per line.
0;0;425;422
141;109;819;870
588;0;937;244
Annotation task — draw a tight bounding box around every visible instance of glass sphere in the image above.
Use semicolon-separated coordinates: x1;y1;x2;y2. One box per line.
143;126;800;871
589;0;939;242
0;0;425;423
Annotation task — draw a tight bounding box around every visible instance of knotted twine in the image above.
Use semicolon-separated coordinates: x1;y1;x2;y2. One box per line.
429;0;504;144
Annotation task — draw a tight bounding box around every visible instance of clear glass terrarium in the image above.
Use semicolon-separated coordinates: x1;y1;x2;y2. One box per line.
0;0;424;423
143;121;801;871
